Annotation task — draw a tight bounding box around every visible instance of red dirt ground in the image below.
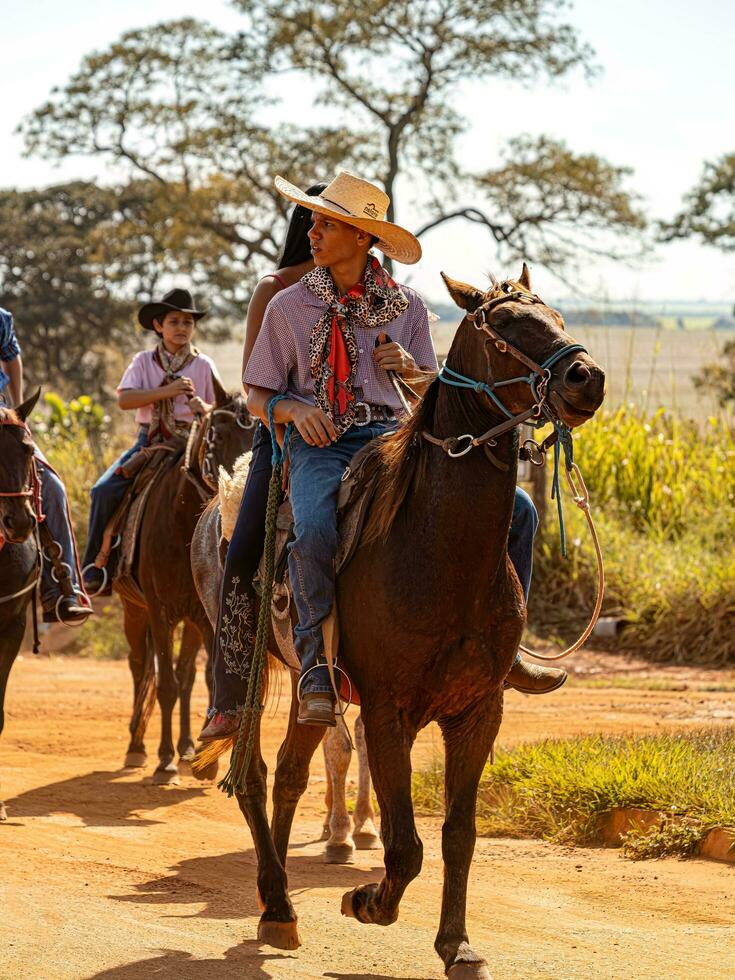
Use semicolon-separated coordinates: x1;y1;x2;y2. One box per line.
1;653;734;979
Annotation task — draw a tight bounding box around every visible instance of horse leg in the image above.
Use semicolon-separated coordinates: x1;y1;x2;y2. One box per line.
237;709;306;951
433;694;502;980
272;674;326;864
176;620;200;770
0;615;25;821
321;742;333;840
341;707;421;927
352;712;381;850
122;601;152;769
322;722;356;863
149;607;179;785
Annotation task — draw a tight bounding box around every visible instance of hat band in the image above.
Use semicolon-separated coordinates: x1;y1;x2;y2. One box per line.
318;194;386;223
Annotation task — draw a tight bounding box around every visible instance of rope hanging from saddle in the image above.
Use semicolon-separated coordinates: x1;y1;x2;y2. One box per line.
218;396;293;798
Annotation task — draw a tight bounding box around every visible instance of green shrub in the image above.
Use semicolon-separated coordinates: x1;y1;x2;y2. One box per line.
531;406;735;663
413;730;735;858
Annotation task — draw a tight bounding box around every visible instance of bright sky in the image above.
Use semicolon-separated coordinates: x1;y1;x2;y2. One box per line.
2;0;733;306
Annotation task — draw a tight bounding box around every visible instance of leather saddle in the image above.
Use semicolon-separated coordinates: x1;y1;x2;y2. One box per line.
100;436;186;606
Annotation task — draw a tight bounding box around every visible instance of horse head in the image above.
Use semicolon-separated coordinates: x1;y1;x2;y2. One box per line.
195;379;257;493
442;263;605;430
0;389;41;544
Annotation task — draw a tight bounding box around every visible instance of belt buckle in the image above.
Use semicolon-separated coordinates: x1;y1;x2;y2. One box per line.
354;402;372;427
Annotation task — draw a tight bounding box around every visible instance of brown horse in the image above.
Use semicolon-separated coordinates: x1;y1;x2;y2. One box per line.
230;267;605;977
0;390;42;820
118;378;256;784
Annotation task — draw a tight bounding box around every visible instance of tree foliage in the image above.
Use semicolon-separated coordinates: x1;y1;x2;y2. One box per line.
661;153;735;252
693;338;735;408
0;183;137;400
418;135;646;275
20;5;646;302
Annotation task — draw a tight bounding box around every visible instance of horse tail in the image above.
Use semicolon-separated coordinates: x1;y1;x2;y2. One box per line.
129;627;158;747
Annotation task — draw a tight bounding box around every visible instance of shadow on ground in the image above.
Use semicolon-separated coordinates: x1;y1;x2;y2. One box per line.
4;769;205;827
86;944;424;980
112;849;386;920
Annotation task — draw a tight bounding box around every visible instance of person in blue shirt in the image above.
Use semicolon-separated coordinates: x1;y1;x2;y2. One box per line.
0;307;92;624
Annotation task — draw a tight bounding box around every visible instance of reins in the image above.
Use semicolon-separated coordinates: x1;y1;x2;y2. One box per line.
423;286;604;662
0;416;45;651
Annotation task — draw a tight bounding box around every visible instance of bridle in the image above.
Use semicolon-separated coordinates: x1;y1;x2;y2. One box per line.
182;401;255;498
0;415;44;611
423;285;587;465
423;283;605;663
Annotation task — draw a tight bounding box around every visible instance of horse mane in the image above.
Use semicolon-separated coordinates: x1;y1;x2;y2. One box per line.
361;376;441;545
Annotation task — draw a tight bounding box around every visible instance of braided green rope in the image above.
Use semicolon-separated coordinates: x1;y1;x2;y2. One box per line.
218;398;292;798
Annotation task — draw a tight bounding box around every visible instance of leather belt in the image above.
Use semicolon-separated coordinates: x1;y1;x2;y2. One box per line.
352;402;396;427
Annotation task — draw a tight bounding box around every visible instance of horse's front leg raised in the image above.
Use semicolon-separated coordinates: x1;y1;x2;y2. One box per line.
434;693;502;980
352;712;381;850
342;706;422;927
148;607;179;785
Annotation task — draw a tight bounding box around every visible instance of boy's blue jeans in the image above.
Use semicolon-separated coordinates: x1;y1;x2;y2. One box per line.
81;427;148;573
288;422;539;696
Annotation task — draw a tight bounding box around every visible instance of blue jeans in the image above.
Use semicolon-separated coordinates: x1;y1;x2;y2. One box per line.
509;485;538;602
34;449;85;609
81;427;149;573
210;422;272;714
288;422;398;696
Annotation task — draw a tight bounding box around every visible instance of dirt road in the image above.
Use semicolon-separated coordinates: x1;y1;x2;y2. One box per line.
1;655;734;980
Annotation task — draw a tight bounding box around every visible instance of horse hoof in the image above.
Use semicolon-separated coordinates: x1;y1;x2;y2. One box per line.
152;765;180;786
124;752;147;769
178;758;193;777
257;919;301;950
0;802;7;822
353;830;382;851
447;962;492;979
341;888;357;918
324;840;356;864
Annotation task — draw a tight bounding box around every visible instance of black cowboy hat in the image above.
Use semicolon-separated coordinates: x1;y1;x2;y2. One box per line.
137;288;207;331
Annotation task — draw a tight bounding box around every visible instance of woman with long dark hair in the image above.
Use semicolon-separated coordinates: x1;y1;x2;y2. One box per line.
200;182;327;740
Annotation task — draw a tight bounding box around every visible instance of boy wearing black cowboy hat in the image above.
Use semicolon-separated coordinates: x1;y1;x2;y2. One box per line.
82;289;220;593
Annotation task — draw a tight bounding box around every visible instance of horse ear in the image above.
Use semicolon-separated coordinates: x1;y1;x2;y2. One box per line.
212;372;228;408
440;273;485;313
15;387;41;422
518;262;532;290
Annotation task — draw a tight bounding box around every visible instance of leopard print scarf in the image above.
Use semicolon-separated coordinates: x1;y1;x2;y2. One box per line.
304;256;409;434
149;340;199;442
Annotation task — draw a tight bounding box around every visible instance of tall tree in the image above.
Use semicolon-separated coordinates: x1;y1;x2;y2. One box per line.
661;153;735;252
21;18;378;308
0;183;136;400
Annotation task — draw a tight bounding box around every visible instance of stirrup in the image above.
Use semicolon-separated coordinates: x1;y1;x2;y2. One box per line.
296;663;352;707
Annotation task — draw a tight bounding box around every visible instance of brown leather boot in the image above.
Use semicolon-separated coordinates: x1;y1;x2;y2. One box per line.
198;711;242;742
505;658;567;695
297;693;336;727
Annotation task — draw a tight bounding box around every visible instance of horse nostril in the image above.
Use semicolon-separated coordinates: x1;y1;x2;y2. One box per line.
565;360;592;387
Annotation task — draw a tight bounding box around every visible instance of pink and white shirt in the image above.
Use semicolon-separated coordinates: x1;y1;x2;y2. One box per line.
117;349;218;425
244;280;437;410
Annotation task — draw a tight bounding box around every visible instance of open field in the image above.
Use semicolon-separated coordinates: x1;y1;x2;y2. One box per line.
200;326;735;420
1;652;735;980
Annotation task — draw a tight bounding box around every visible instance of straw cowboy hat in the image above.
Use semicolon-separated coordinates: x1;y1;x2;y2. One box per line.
274;171;422;266
138;288;208;331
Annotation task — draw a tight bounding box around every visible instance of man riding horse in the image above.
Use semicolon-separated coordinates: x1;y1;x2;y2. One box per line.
239;171;564;730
